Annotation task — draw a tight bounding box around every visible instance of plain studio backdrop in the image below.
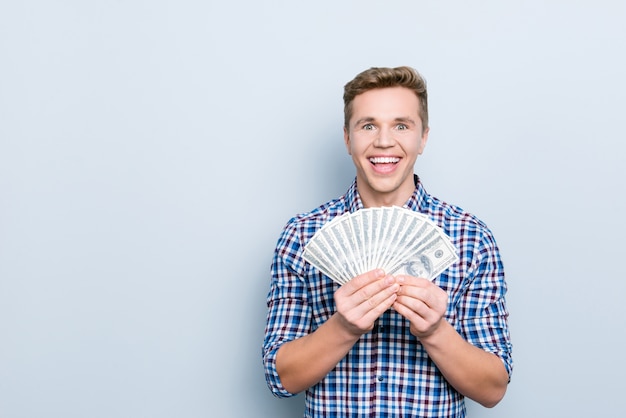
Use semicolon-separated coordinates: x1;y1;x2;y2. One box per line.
1;1;625;417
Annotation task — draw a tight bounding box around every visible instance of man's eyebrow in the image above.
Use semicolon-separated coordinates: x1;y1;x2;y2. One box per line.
353;117;375;126
352;116;417;126
394;117;417;124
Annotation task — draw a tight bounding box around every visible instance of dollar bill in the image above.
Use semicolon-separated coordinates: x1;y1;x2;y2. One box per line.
302;207;459;285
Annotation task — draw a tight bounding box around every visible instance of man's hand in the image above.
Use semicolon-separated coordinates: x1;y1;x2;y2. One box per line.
391;274;509;407
275;269;399;393
392;275;448;339
334;269;400;337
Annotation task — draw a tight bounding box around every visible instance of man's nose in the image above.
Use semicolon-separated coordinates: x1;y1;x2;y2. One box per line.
374;128;394;147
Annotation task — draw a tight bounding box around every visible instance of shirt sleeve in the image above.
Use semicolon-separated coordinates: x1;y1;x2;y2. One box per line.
262;219;312;398
455;227;514;379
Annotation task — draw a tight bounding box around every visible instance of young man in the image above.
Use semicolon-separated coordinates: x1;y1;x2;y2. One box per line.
263;66;512;417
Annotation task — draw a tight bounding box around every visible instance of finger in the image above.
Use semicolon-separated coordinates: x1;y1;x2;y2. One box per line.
394;294;432;319
343;269;386;295
392;299;433;334
366;291;398;316
395;274;431;287
336;281;399;334
338;273;398;312
337;275;399;325
337;269;391;307
358;278;399;311
354;290;399;327
397;286;435;309
396;276;446;310
394;284;448;327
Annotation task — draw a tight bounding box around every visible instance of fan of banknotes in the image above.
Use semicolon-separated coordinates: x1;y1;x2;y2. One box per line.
303;206;459;285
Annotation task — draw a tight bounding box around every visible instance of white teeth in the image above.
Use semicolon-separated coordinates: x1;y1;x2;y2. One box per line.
369;157;400;164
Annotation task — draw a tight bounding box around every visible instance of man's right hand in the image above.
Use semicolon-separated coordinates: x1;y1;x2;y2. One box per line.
275;269;399;394
334;269;400;336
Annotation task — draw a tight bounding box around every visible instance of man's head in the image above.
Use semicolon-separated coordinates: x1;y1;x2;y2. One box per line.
342;66;430;208
343;66;428;133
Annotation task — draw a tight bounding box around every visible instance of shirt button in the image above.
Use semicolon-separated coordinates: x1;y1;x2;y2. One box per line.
378;325;384;332
377;375;384;382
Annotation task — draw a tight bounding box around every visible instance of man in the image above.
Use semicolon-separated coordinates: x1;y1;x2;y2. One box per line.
262;66;512;417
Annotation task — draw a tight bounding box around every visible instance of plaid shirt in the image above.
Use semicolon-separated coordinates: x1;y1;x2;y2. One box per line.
263;176;512;417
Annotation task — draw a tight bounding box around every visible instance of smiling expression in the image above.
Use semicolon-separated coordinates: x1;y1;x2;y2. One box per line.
344;86;429;208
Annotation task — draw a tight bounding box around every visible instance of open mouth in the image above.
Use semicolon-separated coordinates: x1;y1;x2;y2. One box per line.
369;156;400;165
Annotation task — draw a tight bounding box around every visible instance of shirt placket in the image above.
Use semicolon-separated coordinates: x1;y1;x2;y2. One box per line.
370;315;392;417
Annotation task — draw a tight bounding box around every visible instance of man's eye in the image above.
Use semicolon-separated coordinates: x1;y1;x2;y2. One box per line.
363;124;374;130
397;124;407;130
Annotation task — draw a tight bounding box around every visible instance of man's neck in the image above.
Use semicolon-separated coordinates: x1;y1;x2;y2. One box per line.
359;188;414;208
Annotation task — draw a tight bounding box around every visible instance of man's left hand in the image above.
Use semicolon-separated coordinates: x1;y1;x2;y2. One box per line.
392;275;448;339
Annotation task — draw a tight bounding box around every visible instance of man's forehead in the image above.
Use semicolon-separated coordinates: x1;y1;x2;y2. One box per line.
352;88;420;110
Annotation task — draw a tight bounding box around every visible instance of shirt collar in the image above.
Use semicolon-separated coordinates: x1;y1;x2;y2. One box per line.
346;178;364;213
404;174;429;213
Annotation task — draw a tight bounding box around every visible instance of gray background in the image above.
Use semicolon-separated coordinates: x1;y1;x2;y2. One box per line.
1;1;625;417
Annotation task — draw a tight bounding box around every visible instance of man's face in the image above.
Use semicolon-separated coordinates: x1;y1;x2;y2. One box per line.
344;86;429;207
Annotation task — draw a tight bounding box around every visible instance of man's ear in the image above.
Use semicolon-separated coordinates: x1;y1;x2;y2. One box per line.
418;127;430;155
343;126;352;155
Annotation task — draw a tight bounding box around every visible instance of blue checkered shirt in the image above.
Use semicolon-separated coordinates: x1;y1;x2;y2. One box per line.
263;176;512;417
